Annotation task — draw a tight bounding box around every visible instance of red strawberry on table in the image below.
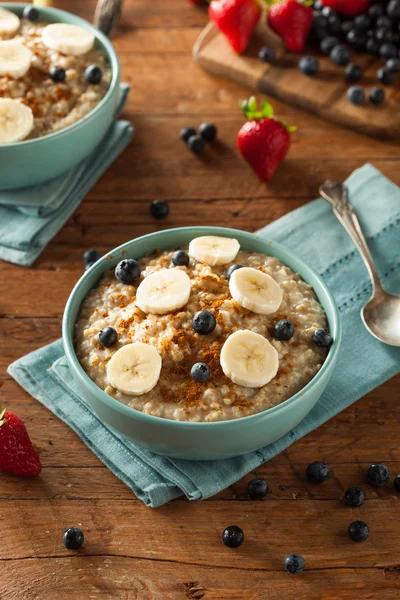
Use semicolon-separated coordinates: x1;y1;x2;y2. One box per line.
209;0;261;53
237;96;294;181
0;407;42;476
320;0;369;17
267;0;313;53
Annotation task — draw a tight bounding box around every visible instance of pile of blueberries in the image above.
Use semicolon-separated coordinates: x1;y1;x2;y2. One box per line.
180;122;218;153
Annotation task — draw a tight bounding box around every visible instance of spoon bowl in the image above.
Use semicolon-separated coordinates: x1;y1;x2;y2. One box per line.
362;292;400;347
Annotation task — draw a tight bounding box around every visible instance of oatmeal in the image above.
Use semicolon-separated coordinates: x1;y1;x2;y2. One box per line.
75;236;331;423
0;9;111;141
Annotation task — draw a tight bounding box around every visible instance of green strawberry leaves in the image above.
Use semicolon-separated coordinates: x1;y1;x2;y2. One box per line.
0;407;6;428
240;96;296;132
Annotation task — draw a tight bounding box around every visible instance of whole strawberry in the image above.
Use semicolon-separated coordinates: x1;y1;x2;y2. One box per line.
0;407;42;476
267;0;313;53
237;97;294;181
320;0;368;17
209;0;261;53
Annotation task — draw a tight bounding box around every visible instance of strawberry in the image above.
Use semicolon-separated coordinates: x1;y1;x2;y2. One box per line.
237;97;294;181
209;0;261;53
320;0;369;16
0;407;42;476
267;0;313;53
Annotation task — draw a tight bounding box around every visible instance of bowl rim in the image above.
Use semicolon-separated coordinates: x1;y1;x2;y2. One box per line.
0;2;120;148
63;226;342;429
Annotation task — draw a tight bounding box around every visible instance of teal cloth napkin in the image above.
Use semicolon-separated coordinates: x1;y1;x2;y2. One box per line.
0;83;133;267
8;164;400;508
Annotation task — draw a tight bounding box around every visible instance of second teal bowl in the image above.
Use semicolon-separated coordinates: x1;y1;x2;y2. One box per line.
63;227;342;460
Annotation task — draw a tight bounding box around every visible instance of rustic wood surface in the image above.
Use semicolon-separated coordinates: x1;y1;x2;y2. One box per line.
1;1;400;599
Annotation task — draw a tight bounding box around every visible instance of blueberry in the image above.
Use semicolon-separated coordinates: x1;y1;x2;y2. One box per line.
247;478;268;499
226;264;244;280
63;527;84;550
348;520;369;543
375;27;389;41
376;16;392;30
313;13;328;30
344;487;366;507
49;66;66;83
327;15;342;34
347;85;365;105
299;56;319;76
393;474;400;492
187;134;205;153
115;259;141;285
273;319;295;341
85;65;102;84
191;362;210;383
312;329;333;348
259;46;276;63
283;553;305;574
172;250;190;266
150;199;170;219
83;248;101;267
199;122;217;142
345;63;363;82
369;86;385;104
23;5;39;20
379;42;398;59
353;14;371;31
346;30;366;51
365;38;380;55
222;525;244;548
192;310;216;335
320;36;339;55
377;66;394;84
367;463;390;486
330;44;351;66
99;326;118;348
341;21;354;36
387;0;400;20
368;3;384;19
180;126;196;142
321;6;337;17
306;461;330;483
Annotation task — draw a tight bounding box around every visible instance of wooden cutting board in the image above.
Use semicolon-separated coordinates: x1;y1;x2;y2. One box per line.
193;21;400;139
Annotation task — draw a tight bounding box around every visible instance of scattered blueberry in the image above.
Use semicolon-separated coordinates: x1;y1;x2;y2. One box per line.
83;248;101;268
344;487;366;507
348;520;369;543
327;14;342;35
191;362;210;383
23;5;39;20
192;310;216;335
63;527;84;550
369;86;385;104
375;27;388;42
379;42;398;58
346;30;366;51
393;474;400;492
283;553;305;574
312;329;333;348
387;57;400;71
387;0;400;20
345;63;363;82
172;250;190;267
365;38;380;55
273;319;295;341
367;463;390;487
49;66;66;83
247;478;268;499
180;126;196;142
85;65;102;85
115;258;141;285
347;86;365;105
99;326;118;348
187;135;206;153
341;20;353;36
330;44;351;66
353;14;371;31
299;56;319;76
320;36;339;55
306;461;330;483
226;264;244;280
259;46;276;63
150;199;170;219
222;525;244;548
199;122;218;142
377;66;394;84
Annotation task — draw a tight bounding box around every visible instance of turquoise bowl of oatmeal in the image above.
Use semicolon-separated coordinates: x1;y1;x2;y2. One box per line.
0;3;120;189
63;227;342;460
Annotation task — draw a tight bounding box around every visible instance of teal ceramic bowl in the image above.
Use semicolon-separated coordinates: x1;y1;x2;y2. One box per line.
63;227;342;460
0;3;120;190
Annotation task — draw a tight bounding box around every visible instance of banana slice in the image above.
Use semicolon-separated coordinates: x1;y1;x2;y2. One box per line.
136;269;191;314
188;235;240;266
107;343;162;396
229;267;283;315
0;41;32;78
220;329;279;388
0;98;34;143
0;8;20;37
42;23;95;56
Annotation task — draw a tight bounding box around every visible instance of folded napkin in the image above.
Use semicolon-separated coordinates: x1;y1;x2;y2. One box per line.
8;164;400;508
0;83;133;267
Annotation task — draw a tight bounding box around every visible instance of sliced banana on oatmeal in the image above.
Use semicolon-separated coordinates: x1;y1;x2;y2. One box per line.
220;329;279;388
107;343;162;396
0;41;32;78
42;23;95;56
229;266;283;315
136;269;191;314
0;8;20;37
0;98;34;143
188;235;240;266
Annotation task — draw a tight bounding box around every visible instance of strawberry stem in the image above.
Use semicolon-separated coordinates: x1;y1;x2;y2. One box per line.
240;96;274;120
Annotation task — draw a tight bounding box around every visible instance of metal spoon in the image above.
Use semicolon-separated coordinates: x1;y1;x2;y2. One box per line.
319;180;400;347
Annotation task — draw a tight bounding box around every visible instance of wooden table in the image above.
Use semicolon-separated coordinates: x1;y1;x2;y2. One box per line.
1;2;399;598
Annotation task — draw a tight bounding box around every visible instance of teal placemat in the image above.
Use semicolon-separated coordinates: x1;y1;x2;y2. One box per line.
8;164;400;507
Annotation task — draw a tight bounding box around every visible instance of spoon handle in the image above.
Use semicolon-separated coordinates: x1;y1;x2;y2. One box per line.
319;180;383;295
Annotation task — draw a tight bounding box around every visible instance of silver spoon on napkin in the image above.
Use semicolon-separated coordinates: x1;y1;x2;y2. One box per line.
319;180;400;347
